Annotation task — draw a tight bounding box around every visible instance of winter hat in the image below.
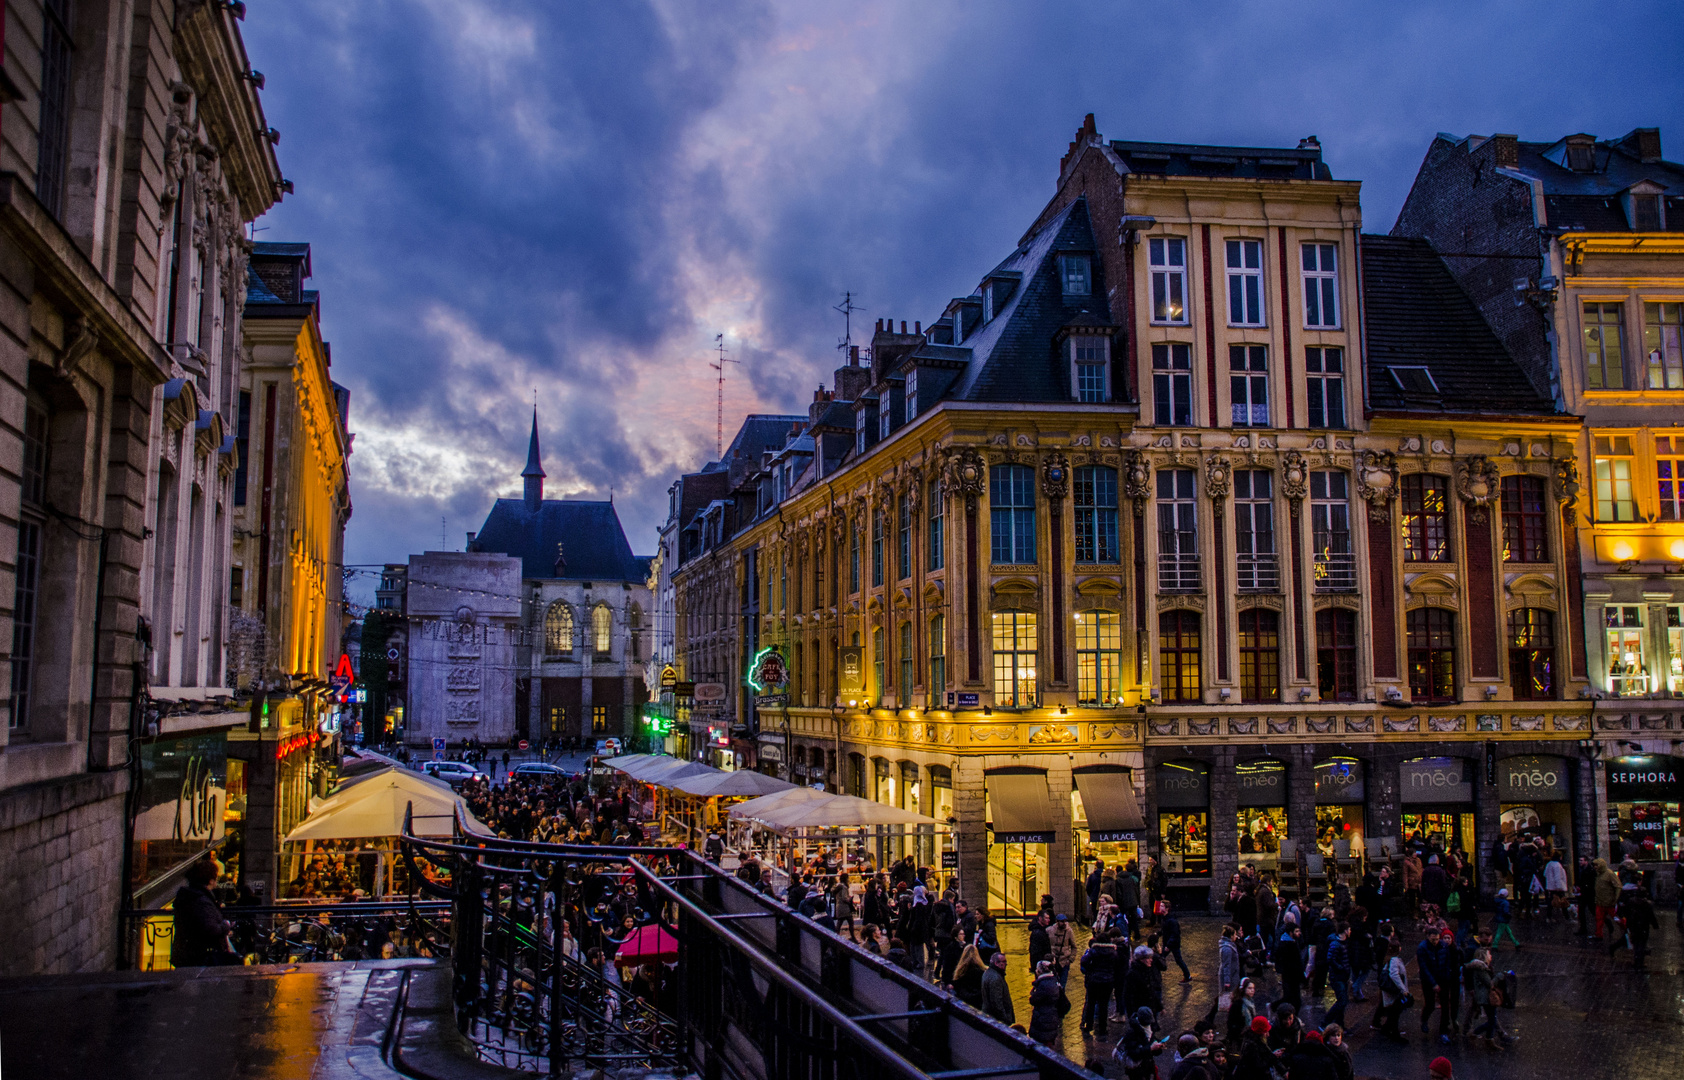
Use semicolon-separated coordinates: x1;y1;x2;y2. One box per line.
1429;1057;1454;1078
1250;1016;1271;1035
1497;887;1509;898
1056;913;1068;922
1303;1029;1323;1043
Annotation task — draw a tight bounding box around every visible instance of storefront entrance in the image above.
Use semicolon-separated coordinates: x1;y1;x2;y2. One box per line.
1236;759;1287;868
1496;754;1574;861
1155;761;1211;877
1399;757;1475;857
985;768;1057;917
1073;767;1144;900
1606;754;1684;862
1314;756;1366;859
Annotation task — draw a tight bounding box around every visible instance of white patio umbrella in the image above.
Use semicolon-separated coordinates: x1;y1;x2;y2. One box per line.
727;786;835;821
670;769;796;798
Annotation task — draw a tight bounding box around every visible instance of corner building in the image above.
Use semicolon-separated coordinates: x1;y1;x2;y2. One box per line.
675;118;1592;917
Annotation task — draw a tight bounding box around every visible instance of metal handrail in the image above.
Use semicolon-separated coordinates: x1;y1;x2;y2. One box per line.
403;804;1076;1079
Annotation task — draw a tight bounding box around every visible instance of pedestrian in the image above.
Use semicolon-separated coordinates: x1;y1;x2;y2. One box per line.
1048;912;1078;988
1027;961;1064;1046
1574;854;1595;936
975;916;1001;964
1420;855;1451;917
1283;1028;1340;1080
980;951;1015;1026
831;873;855;940
1160;900;1190;981
1122;944;1162;1020
1117;860;1144;940
1216;924;1242;1015
171;858;238;966
1168;1032;1218;1080
1402;850;1424;918
932;893;959;981
1028;910;1052;971
885;936;914;971
1322;1024;1354;1080
1415;927;1459;1043
1255;872;1279;952
1324;921;1352;1029
1491;887;1519;948
1114;1007;1165;1080
952;939;987;1008
1543;853;1569;921
1086;859;1105;925
1374;937;1410;1042
1618;883;1660;970
1462;946;1514;1046
1232;1016;1276;1080
1079;929;1119;1036
1225;976;1260;1046
1592;858;1621;942
785;872;808;913
1275;921;1305;1011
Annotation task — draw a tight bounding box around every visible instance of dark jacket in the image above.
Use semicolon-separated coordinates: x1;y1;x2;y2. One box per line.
1232;1032;1280;1080
1026;973;1063;1044
1622;890;1660;942
1325;936;1351;981
1170;1048;1219;1080
930;899;956;941
1122;957;1162;1015
1275;934;1303;984
980;967;1014;1025
1415;938;1458;989
1160;913;1182;948
1028;921;1051;968
953;965;984;1007
885;944;914;971
1116;871;1142;912
170;885;232;967
1080;941;1119;986
1420;864;1451;910
1283;1040;1341;1080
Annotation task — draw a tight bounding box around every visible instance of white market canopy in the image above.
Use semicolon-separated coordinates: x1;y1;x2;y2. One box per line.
732;791;939;833
671;769;796;798
726;785;833;820
284;771;489;842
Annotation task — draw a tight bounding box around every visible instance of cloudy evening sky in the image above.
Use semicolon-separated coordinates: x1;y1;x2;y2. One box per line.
242;1;1684;609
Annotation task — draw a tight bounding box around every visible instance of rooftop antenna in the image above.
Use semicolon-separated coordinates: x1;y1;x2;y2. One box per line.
834;291;865;355
709;333;739;458
441;517;447;550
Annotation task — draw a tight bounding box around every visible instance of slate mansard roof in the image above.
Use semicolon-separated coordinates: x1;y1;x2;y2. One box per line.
938;198;1114;404
1360;235;1554;416
469;499;646;582
1108;139;1333;181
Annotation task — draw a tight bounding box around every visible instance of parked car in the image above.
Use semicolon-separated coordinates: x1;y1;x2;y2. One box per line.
421;760;486;787
510;762;565;780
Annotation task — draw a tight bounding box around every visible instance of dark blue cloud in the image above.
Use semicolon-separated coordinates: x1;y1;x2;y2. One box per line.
243;0;1682;604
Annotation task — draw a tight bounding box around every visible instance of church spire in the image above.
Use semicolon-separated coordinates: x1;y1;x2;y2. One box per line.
522;406;545;511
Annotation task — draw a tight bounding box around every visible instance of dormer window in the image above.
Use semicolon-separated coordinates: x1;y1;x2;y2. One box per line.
1072;336;1109;403
1567;141;1594;172
1060;254;1092;296
1634;194;1662;232
905;369;919;421
952;309;965;345
982;287;994;323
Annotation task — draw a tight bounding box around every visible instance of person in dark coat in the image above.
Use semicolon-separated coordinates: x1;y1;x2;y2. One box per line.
1419;856;1452;914
1121;945;1162;1018
1265;1002;1302;1055
1283;1029;1341;1080
1160;901;1190;980
1086;860;1105;924
1416;928;1460;1041
1027;911;1052;971
1232;1017;1278;1080
1116;862;1143;939
1078;930;1119;1036
1618;884;1661;970
1274;923;1305;1011
1116;1008;1165;1080
980;951;1015;1025
171;859;236;967
1026;962;1064;1046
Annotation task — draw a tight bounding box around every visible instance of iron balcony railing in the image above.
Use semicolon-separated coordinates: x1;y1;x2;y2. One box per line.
1235;552;1279;591
404;806;1085;1080
1158;552;1202;592
1313;550;1357;591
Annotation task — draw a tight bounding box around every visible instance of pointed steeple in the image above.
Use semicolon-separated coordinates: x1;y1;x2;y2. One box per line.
522;406;545;511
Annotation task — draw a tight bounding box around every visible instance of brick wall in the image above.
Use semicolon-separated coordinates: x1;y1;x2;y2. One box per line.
0;769;127;975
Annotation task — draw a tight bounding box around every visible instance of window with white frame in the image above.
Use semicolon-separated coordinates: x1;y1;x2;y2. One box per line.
1646;302;1683;390
1301;243;1339;328
1584;302;1626;390
1153;343;1193;426
1226;238;1264;326
1149;237;1188;323
1073;337;1108;402
1076;611;1122;705
1234;470;1276;591
1060;254;1091;296
1594;435;1637;522
1157;469;1199;591
1306;346;1346;429
1605;605;1648;697
1229;345;1268;426
1659;435;1684;520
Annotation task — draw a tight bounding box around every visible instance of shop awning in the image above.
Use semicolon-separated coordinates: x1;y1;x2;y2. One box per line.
1075;770;1146;842
986;771;1056;844
672;770;795;798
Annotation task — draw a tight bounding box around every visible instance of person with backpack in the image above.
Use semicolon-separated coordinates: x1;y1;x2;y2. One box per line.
1115;1007;1167;1080
1374;937;1411;1042
1079;929;1119;1036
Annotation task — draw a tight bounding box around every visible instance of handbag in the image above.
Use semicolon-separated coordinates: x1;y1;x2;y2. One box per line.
1488;985;1504;1007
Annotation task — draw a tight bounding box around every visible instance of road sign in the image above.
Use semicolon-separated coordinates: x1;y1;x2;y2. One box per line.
432;736;446;762
955;692;980;708
387;646;400;661
330;652;355;701
518;740;529;751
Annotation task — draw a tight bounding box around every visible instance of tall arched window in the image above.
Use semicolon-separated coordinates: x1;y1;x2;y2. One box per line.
592;604;613;656
544;602;573;658
628;604;643;662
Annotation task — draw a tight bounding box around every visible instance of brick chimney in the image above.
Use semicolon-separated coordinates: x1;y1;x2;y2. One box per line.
1489;134;1519;169
809;387;833;425
1620;127;1662;162
1060;113;1100;183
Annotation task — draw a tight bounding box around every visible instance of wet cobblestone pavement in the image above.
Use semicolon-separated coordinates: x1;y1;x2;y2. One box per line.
991;910;1684;1079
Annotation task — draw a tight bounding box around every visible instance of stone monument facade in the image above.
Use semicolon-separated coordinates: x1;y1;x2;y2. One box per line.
406;552;523;747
